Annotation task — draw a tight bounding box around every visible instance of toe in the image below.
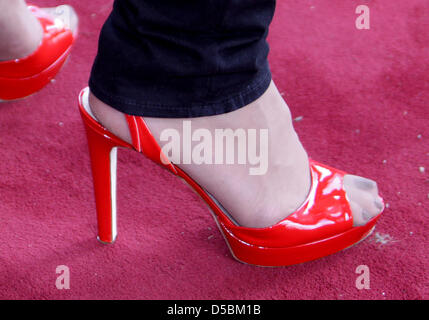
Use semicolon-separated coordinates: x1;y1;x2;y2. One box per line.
345;174;378;194
42;5;79;36
344;174;383;227
348;190;382;226
349;200;370;226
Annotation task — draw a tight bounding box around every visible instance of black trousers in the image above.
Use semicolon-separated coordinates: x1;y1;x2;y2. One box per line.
89;0;276;118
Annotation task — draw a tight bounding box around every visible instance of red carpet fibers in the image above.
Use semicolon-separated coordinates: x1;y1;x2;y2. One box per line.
0;0;427;300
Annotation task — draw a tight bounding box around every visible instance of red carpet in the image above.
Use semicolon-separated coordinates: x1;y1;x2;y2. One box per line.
0;0;427;299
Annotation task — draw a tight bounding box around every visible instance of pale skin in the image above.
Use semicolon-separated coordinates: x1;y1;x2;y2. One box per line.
0;0;78;61
1;1;383;228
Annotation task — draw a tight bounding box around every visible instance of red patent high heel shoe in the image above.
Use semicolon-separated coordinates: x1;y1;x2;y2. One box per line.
78;87;383;266
0;5;76;101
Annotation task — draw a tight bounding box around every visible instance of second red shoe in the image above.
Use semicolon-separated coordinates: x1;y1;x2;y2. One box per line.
0;5;77;101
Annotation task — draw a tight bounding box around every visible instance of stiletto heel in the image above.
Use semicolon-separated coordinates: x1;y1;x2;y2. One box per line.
85;124;118;244
78;87;383;265
78;89;133;243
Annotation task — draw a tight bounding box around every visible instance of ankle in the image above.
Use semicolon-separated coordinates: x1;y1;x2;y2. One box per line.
88;91;132;144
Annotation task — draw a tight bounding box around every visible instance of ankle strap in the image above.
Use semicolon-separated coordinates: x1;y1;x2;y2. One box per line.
125;115;176;174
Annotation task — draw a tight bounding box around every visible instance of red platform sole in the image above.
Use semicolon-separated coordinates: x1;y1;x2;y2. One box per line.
0;49;70;101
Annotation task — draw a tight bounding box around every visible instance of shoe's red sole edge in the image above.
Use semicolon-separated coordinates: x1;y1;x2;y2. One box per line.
217;216;379;267
0;46;71;101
